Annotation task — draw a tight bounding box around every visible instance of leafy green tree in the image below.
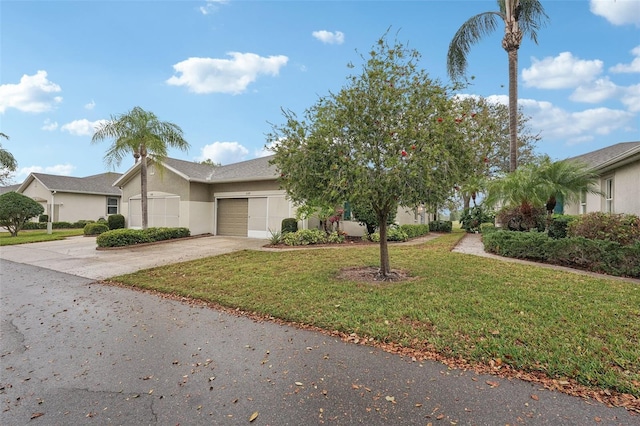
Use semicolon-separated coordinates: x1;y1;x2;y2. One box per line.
451;97;540;210
269;35;473;277
485;156;600;230
351;201;397;237
0;133;18;185
92;107;190;229
447;0;549;172
0;192;44;236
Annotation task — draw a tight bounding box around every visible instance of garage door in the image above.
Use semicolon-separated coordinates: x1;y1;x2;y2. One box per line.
129;196;180;228
217;198;248;236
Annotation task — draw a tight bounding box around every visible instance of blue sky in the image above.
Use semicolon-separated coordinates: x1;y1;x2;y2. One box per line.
1;0;639;182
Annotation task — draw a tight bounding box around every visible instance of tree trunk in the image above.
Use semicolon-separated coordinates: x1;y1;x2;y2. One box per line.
140;152;148;230
502;6;523;173
378;212;390;277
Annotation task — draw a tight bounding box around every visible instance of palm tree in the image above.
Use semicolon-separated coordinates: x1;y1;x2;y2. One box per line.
92;107;190;229
0;133;18;185
484;157;600;229
447;0;549;172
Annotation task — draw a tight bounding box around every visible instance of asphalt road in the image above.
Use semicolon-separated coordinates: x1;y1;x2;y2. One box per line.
1;260;637;425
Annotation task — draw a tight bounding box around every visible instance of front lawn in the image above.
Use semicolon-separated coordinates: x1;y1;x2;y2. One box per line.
107;232;640;409
0;228;85;245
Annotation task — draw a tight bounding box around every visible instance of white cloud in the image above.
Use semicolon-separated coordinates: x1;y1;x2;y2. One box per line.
621;83;640;112
199;0;228;15
16;164;75;179
312;30;345;45
610;45;640;73
590;0;640;26
197;141;249;165
84;100;96;110
167;53;288;95
255;141;279;158
41;119;59;131
570;77;620;103
0;70;62;113
60;119;107;136
519;98;635;145
523;52;603;89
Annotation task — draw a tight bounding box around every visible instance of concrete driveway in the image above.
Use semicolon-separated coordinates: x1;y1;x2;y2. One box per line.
0;235;267;280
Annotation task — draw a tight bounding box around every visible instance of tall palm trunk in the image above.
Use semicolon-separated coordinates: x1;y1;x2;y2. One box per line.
503;1;523;172
139;145;149;230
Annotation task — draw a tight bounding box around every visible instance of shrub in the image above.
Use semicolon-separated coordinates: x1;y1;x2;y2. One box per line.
495;205;545;232
460;205;494;233
281;218;298;234
268;228;282;245
428;220;452;233
483;230;640;278
326;231;346;244
108;214;125;230
96;227;190;248
480;223;496;234
52;221;74;229
568;212;640;246
547;214;576;239
399;224;430;238
97;229;152;247
351;202;396;235
84;223;109;236
370;226;409;242
282;228;327;246
39;214;49;223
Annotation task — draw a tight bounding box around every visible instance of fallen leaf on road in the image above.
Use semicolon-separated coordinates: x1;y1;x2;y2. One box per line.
531;394;539;401
249;411;259;422
385;395;395;403
485;380;499;388
30;413;44;419
295;382;303;386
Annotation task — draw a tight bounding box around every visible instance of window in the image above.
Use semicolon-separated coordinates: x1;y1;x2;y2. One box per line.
107;197;119;215
579;190;587;214
604;177;613;213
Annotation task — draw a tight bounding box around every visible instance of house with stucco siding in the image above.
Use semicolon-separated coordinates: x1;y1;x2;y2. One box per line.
563;142;640;216
114;155;418;237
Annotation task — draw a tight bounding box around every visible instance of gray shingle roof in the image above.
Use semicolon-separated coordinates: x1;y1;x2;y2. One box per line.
0;184;20;194
164;155;278;183
566;141;640;169
26;172;123;196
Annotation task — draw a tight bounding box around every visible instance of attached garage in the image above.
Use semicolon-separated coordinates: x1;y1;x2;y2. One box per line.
216;198;248;236
129;194;180;228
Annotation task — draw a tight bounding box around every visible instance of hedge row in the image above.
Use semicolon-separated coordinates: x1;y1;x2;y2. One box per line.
483;230;640;278
399;224;431;238
96;227;191;248
23;221;91;230
427;220;452;233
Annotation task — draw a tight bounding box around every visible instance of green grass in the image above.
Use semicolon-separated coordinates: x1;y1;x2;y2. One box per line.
0;228;85;245
110;232;640;398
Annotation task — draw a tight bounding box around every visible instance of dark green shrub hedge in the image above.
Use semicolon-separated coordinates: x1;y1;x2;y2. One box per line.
39;214;49;223
568;212;640;246
108;214;125;230
483;230;640;278
84;223;109;236
96;227;191;248
428;220;452;233
399;224;430;238
547;214;577;239
23;221;88;230
281;218;298;234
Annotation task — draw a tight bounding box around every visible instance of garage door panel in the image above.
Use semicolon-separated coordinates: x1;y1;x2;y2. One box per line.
217;198;248;236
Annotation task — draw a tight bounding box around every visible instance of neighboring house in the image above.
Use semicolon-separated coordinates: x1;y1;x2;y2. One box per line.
0;184;20;194
16;172;123;222
114;155;418;237
563;141;640;216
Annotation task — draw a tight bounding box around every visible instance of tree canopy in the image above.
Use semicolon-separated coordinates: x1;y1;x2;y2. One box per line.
268;34;474;277
0;191;44;237
0;133;18;185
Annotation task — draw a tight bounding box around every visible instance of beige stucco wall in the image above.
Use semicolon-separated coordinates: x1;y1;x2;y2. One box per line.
20;178;118;222
564;159;640;216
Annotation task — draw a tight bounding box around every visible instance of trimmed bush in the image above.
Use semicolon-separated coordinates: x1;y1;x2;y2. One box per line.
428;220;452;233
326;231;346;244
281;218;298;234
483;230;640;278
108;214;125;230
282;228;326;246
547;214;576;239
370;226;409;242
480;223;497;234
39;214;49;223
568;212;640;246
84;223;109;236
96;227;190;248
399;224;430;238
461;205;494;233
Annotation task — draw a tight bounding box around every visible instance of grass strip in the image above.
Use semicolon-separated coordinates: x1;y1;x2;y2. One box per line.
0;229;85;245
